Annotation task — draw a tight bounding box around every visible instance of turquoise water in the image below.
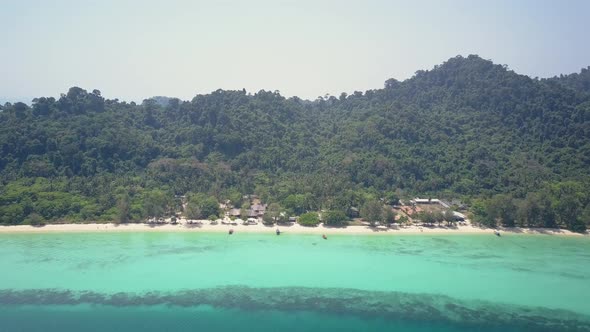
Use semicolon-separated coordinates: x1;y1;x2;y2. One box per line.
1;232;589;331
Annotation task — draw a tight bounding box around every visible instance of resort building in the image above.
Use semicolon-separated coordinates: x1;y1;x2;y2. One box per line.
410;198;450;208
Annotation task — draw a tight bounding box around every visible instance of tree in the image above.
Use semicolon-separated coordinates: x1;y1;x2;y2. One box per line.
555;195;584;232
0;204;25;225
23;212;45;226
283;194;307;215
384;192;400;206
581;204;590;228
225;189;243;207
262;213;274;225
516;192;556;228
240;202;250;220
432;211;445;225
417;211;435;225
443;209;456;225
116;193;130;223
382;207;396;226
266;203;281;223
485;194;516;227
185;202;202;220
143;190;168;220
200;196;220;218
568;218;587;233
361;200;383;226
471;199;495;227
186;194;220;220
324;210;348;226
298;212;320;227
277;212;290;224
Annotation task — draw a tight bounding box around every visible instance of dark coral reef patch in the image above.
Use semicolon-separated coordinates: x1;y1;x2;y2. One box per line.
0;287;589;332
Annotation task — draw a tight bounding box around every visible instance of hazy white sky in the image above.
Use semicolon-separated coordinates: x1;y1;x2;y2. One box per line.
1;0;589;102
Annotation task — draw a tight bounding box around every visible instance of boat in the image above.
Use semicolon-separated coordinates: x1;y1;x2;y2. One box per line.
494;230;501;237
276;228;281;235
229;229;234;235
322;234;327;240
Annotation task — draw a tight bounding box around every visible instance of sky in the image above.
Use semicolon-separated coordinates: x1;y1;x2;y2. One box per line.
1;0;589;103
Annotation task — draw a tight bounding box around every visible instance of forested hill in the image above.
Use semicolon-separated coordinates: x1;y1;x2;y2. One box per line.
1;55;589;230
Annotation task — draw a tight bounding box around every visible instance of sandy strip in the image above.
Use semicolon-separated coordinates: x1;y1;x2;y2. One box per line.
0;222;587;237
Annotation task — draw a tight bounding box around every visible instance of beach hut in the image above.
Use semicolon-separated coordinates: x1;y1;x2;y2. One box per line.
228;208;241;217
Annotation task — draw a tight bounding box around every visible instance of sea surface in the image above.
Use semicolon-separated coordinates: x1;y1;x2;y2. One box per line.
0;232;589;331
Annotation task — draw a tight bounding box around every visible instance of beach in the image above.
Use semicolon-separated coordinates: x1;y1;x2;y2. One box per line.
0;221;586;236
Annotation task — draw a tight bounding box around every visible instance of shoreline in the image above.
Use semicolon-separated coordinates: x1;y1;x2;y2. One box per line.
0;222;587;237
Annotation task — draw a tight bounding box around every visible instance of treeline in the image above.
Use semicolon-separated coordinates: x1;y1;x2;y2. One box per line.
0;174;395;227
470;181;590;232
1;55;589;231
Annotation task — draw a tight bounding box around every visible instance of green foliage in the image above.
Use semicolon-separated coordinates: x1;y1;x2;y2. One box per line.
323;210;348;226
298;212;320;227
516;192;555;228
384;192;400;206
277;212;290;224
431;211;445;225
485;194;517;227
240;202;250;220
116;193;130;223
398;215;410;225
0;56;589;228
223;189;243;207
443;210;456;225
186;193;219;220
143;190;168;219
200;196;220;219
266;203;281;223
472;181;590;232
262;213;274;225
416;211;435;225
23;212;45;226
0;204;25;225
382;207;396;225
185;202;202;220
282;194;309;215
361;200;383;226
470;199;493;227
569;219;587;233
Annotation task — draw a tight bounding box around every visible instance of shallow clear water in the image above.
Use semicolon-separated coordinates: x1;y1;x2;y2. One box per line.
1;232;589;331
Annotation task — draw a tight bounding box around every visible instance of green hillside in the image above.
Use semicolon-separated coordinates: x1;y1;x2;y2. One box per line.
1;55;589;230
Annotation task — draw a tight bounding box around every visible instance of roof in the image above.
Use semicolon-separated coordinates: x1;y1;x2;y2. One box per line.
453;211;466;218
413;198;440;203
251;204;267;211
411;198;450;208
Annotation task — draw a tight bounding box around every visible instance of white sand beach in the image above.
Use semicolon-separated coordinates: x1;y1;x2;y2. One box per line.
0;221;586;236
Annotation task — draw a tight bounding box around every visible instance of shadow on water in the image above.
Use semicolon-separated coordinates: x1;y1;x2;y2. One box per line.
0;287;588;332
